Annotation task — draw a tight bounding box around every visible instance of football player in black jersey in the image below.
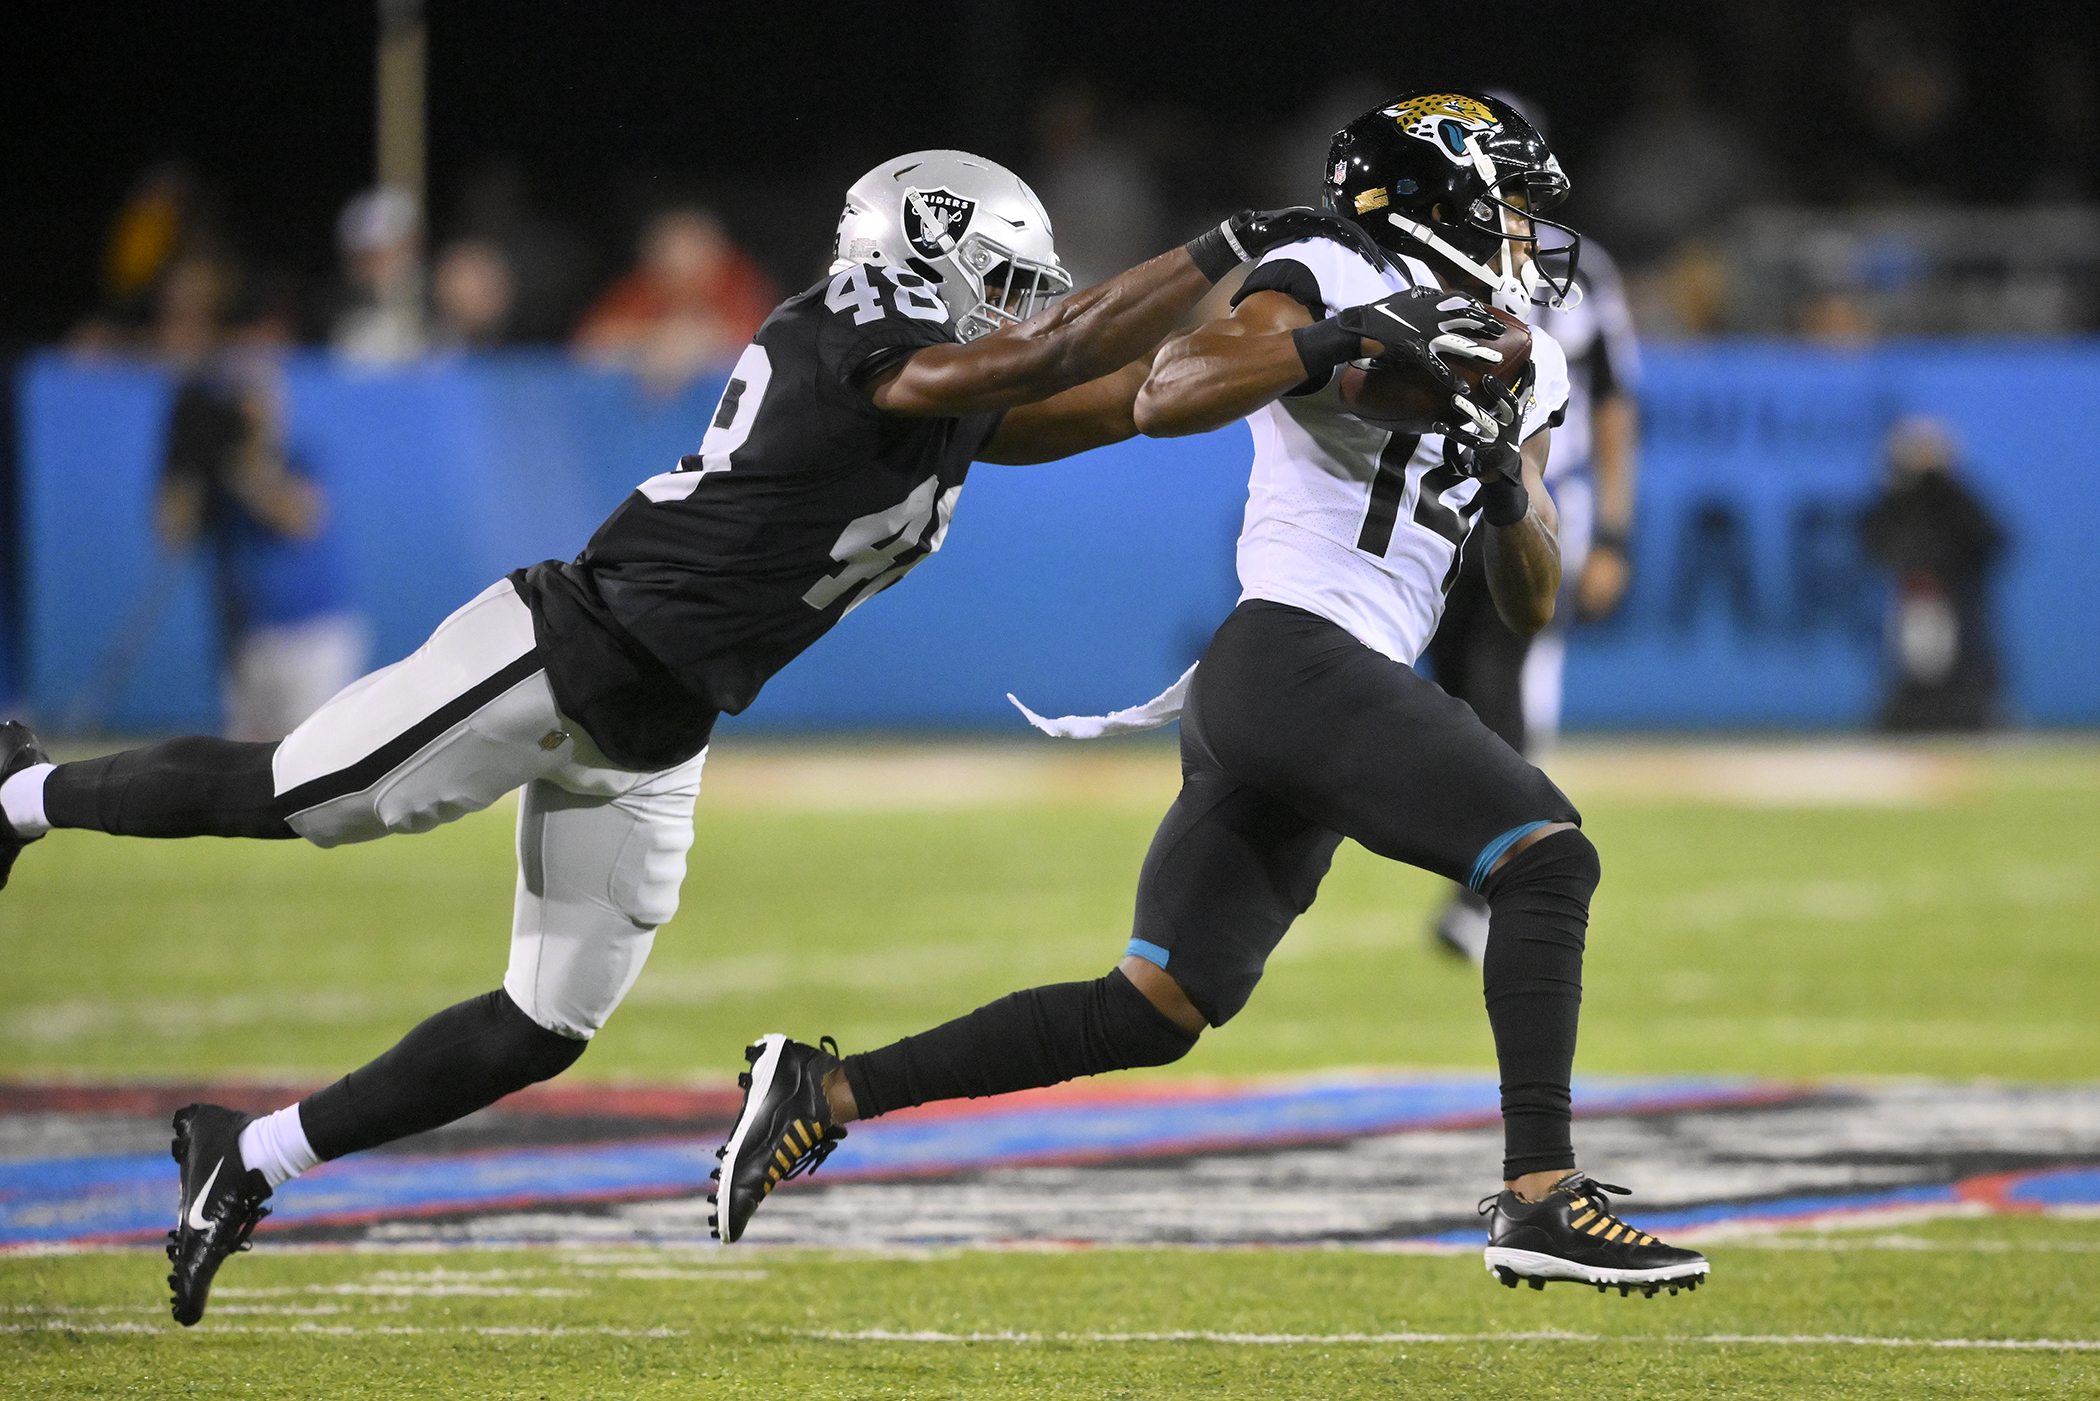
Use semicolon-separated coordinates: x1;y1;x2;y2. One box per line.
721;101;1708;1299
0;148;1388;1325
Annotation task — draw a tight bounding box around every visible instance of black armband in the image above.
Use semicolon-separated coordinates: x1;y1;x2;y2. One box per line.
1479;475;1530;527
1589;524;1630;555
1290;318;1361;379
1184;218;1252;283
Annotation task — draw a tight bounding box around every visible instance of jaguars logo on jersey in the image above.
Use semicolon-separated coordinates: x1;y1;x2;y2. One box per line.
1387;94;1502;168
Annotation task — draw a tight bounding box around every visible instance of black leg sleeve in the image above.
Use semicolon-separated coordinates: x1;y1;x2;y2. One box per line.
840;968;1199;1119
297;989;586;1160
1478;827;1599;1180
43;737;295;839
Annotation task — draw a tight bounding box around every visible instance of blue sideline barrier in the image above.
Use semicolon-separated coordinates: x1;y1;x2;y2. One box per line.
14;342;2100;734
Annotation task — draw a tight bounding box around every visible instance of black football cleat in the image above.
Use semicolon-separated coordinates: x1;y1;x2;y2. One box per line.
166;1104;272;1326
0;720;49;891
709;1034;846;1244
1481;1172;1709;1297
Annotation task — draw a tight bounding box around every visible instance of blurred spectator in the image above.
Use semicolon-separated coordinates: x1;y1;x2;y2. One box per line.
1588;39;1765;266
1797;286;1877;347
70;163;230;352
450;158;598;342
573;207;775;395
430;238;515;351
1587;38;1766;336
1841;10;1963;207
331;186;425;364
1858;417;2006;731
1029;81;1164;289
153;255;367;740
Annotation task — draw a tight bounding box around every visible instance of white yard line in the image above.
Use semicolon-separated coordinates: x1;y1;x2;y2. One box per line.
808;1328;2100;1349
9;1319;2096;1349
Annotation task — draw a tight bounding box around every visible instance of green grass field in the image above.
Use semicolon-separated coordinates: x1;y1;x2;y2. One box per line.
8;1218;2100;1399
4;736;2099;1396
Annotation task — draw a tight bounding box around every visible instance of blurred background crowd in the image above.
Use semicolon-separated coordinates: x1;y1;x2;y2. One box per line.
8;1;2096;377
1;0;2093;744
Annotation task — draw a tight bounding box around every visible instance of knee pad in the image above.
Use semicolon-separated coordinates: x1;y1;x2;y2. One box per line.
1480;827;1598;961
1481;827;1598;902
1101;968;1202;1068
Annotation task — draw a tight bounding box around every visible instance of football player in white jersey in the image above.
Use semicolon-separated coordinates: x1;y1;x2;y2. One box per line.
721;93;1708;1297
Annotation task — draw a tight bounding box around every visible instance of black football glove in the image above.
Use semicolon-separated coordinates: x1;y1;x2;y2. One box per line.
1447;365;1537;526
1448;360;1538;473
1185;206;1392;282
1330;288;1502;394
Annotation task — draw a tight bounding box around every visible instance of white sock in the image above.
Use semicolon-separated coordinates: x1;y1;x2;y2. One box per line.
1;763;53;838
237;1104;321;1189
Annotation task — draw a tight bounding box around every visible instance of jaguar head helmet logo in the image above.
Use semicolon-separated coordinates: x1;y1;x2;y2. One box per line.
1388;93;1503;169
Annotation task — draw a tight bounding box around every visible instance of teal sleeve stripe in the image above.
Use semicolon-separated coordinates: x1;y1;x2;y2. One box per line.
1124;938;1172;969
1467;820;1551;893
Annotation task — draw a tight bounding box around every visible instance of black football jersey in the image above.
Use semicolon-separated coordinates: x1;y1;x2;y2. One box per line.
511;263;1004;771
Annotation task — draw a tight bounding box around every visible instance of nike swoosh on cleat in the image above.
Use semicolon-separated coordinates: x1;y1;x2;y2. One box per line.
185;1159;223;1231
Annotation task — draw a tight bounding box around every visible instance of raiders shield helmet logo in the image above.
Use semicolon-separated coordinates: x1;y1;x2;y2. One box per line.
903;188;977;259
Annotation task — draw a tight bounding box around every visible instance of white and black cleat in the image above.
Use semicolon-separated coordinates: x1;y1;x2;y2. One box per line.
709;1034;846;1244
166;1103;272;1326
1481;1172;1708;1298
0;720;48;891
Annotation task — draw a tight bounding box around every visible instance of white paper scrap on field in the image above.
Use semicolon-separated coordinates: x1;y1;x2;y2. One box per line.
1006;664;1197;740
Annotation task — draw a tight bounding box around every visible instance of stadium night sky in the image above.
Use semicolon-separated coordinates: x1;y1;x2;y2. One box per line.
3;0;2093;342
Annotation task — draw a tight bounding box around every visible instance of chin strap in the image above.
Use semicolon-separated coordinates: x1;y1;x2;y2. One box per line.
904;188;980;329
1384;212;1580;316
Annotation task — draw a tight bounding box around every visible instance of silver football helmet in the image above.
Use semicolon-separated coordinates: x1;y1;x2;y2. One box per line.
831;150;1072;341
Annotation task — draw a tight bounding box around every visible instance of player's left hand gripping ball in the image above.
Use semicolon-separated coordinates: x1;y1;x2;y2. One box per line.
710;1034;848;1243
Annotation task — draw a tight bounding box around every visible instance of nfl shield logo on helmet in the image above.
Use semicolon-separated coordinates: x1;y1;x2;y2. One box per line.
903;188;977;258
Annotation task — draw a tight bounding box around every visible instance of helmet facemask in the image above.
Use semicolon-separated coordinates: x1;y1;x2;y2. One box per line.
1388;153;1583;315
904;189;1072;342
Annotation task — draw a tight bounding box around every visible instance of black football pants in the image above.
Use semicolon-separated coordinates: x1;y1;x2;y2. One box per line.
1129;599;1589;1176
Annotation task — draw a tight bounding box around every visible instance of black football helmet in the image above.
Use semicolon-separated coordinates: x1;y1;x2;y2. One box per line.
1324;90;1581;315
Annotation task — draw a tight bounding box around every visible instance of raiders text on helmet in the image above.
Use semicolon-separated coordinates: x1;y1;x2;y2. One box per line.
832;151;1072;342
1324;91;1582;315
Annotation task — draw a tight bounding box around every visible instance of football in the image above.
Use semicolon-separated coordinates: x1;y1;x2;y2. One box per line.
1336;305;1533;433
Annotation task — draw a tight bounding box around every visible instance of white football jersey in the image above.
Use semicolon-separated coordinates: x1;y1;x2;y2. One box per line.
1233;238;1570;666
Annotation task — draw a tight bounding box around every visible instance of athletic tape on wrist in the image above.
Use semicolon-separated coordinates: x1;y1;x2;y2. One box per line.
1184;219;1244;283
1479;474;1530;527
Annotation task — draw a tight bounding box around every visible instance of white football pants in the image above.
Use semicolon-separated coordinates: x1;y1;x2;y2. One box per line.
270;578;706;1039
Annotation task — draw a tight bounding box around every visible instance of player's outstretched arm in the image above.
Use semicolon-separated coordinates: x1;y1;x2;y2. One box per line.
1481;427;1562;636
1132;291;1333;437
1135;284;1492;438
873;209;1380;420
871;246;1208;418
973;359;1151;465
